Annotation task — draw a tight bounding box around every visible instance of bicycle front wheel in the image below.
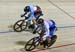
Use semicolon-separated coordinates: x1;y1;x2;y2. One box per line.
25;36;39;51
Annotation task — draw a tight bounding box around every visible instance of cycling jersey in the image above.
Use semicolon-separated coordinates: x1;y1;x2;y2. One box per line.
23;5;42;21
35;20;57;39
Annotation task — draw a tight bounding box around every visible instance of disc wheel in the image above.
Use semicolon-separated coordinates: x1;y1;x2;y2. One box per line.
13;19;27;32
48;35;57;47
44;35;57;48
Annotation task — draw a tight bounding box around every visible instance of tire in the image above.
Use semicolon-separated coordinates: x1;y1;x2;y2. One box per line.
48;35;57;47
25;37;39;51
13;19;27;32
44;35;57;48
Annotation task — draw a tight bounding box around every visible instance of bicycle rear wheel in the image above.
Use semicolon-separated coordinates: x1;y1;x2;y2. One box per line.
43;35;57;48
48;35;57;47
25;36;39;51
13;19;27;32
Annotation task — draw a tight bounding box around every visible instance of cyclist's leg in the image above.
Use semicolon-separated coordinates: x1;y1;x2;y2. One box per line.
50;26;56;37
31;19;37;29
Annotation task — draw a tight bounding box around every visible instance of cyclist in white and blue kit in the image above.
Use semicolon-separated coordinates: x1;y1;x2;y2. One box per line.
33;18;57;47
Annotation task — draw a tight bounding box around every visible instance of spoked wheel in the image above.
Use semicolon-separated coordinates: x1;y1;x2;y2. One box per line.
13;19;27;32
25;37;39;51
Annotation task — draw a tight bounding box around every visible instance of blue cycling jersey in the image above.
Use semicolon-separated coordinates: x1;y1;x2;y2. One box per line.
27;5;35;21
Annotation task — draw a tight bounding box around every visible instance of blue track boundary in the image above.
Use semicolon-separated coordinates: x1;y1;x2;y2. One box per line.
58;26;75;28
0;25;75;34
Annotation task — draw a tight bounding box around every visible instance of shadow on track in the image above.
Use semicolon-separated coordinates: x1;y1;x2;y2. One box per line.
15;41;27;45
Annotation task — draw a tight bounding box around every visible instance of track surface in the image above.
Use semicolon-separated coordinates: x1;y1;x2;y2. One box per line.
0;0;75;52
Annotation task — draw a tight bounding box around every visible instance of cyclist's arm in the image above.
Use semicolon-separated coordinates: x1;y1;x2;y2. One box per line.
33;25;40;34
21;12;27;17
42;22;50;38
23;12;27;16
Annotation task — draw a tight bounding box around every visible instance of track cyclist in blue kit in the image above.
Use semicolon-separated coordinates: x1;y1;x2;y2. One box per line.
21;5;43;29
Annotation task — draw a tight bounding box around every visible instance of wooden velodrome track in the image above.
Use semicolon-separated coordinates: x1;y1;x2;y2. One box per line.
0;0;75;52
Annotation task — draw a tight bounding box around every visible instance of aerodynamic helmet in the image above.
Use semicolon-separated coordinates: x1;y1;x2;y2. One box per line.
37;18;44;24
24;6;30;12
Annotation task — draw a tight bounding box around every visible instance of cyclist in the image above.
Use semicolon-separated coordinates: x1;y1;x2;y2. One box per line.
21;5;43;29
33;18;57;47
